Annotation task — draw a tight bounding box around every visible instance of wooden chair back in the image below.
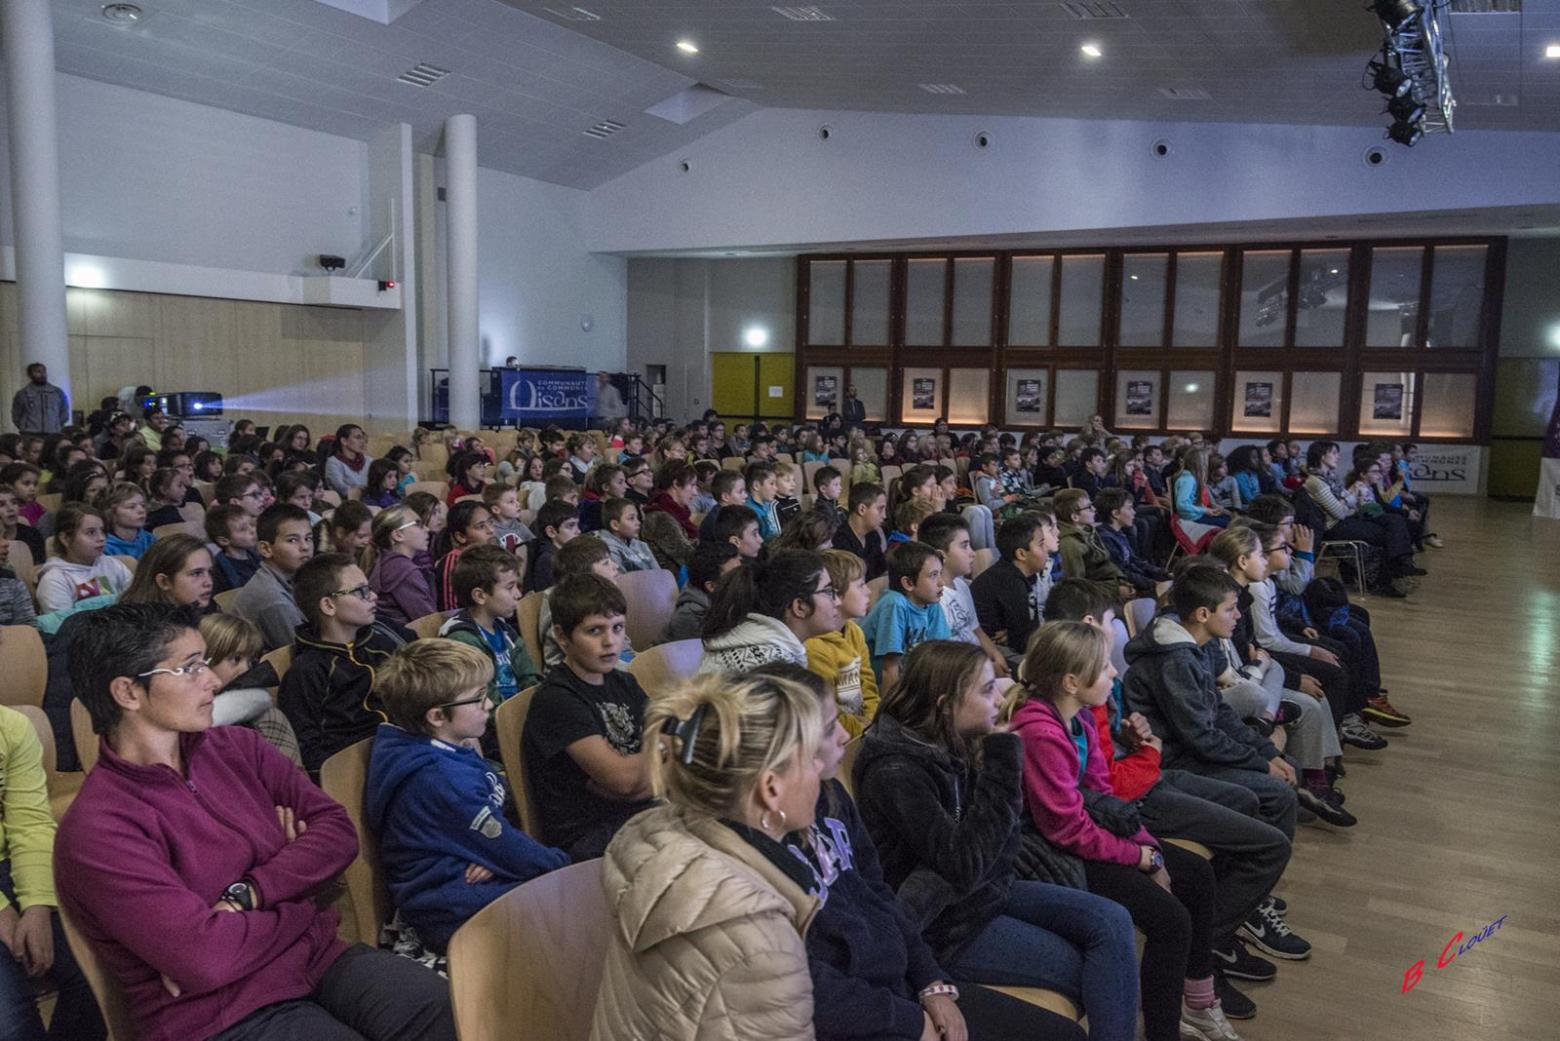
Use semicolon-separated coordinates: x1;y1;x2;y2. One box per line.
108;555;138;576
720;457;744;471
493;684;543;837
0;625;47;707
405;480;449;502
515;591;545;672
447;859;609;1041
971;547;996;579
57;904;138;1041
613;568;678;650
72;700;100;774
261;644;294;688
7;543;36;598
407;609;456;640
1125;597;1158;637
213;588;242;613
866;574;889;612
152;521;199;540
319;737;391;947
14;704;83;818
837;737;863;798
625;638;704;698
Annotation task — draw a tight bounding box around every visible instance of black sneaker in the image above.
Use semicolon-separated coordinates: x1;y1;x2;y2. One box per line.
1262;895;1287;915
1340;715;1388;750
1298;785;1357;827
1240;902;1313;960
1215;974;1257;1020
1213;940;1277;981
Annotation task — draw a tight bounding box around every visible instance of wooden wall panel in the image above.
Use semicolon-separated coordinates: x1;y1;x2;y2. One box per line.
0;285;395;436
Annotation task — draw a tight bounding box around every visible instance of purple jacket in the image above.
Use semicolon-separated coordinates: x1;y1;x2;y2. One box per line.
370;550;436;628
54;726;357;1041
1009;697;1157;867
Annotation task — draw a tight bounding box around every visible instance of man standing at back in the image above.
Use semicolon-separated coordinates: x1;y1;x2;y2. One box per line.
11;362;68;436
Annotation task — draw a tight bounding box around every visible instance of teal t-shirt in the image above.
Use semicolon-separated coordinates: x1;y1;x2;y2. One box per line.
479;623;518;702
859;589;952;684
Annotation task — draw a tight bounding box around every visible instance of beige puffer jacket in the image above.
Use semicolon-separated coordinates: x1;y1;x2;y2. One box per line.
591;803;819;1041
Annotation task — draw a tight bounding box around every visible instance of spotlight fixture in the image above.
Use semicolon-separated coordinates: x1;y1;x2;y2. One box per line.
1372;0;1421;30
1369;58;1411;98
318;254;346;272
1387;95;1424;123
1080;42;1102;58
676;39;699;54
1387;119;1424;147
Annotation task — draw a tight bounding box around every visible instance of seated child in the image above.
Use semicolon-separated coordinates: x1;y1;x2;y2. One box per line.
859;541;951;690
663;541;740;644
704;504;764;562
366;640;568;952
803;548;880;736
773;461;803;528
919;512;1008;677
438;545;541;708
1053;489;1131;597
523;500;579;592
594;497;658;573
539;536;627;668
0;529;35;627
888;499;936;545
367;504;436;628
231;504;314;652
523;573;655;861
0;482;46;565
695;470;747;541
830;482;888;581
743;461;782;543
811;465;843;526
1094;488;1170;596
0;464;45;527
433;501;495;611
198;612;304;766
326;500;374;566
484;481;533;554
971;511;1057;665
279;552;413;775
205;503;263;594
35;505;133;614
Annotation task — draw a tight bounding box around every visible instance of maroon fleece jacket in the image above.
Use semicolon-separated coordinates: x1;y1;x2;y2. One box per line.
54;726;357;1041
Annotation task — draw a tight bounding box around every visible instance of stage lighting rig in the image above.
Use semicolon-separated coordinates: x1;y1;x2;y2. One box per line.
1362;0;1454;147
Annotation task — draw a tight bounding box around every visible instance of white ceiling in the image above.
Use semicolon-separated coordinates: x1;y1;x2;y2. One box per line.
41;0;1560;192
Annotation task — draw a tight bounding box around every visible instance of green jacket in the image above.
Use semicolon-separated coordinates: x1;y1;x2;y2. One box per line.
1058;521;1126;586
438;610;543;706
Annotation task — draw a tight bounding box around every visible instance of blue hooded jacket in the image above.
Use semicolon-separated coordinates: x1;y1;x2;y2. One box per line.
364;723;569;951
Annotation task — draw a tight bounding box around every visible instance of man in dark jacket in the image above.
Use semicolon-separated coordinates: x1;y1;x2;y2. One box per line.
11;362;69;436
1122;567;1298;840
279;553;413;775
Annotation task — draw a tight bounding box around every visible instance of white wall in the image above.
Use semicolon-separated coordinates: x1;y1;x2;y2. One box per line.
0;73;368;275
586;107;1560;254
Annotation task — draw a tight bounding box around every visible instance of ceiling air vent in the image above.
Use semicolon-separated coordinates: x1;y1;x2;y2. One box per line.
583;119;626;139
543;6;602;20
1061;2;1128;19
396;63;450;87
771;5;835;20
1449;1;1521;12
918;83;966;95
1159;87;1212;100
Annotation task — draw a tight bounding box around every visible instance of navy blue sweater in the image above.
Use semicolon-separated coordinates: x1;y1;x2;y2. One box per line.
364;723;569;951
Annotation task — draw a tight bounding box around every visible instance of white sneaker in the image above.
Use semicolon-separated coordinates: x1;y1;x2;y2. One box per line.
1181;1001;1243;1041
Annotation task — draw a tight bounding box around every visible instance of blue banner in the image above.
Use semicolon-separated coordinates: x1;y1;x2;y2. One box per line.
499;368;589;424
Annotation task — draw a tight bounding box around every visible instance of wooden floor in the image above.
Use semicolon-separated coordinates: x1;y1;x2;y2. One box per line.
1255;498;1560;1041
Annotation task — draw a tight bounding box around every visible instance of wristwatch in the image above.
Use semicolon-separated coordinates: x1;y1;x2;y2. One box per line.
1146;847;1165;872
222;880;256;911
919;982;960;1004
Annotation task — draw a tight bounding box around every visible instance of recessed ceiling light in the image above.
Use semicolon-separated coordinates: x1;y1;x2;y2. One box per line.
101;3;142;23
1546;43;1560;59
1080;43;1103;58
676;40;700;54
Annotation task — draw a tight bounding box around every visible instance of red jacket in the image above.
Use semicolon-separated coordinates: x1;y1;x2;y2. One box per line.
1088;703;1162;803
54;727;356;1041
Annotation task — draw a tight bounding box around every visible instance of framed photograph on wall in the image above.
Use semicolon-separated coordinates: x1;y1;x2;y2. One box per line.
1125;379;1155;416
814;374;838;409
912;377;937;410
1244;381;1274;418
1015;378;1043;413
1373;382;1405;421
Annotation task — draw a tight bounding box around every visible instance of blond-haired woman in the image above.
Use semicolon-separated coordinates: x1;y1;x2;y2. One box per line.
592;671;822;1041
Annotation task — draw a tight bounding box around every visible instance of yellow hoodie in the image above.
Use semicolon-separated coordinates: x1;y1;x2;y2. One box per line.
0;706;57;911
806;621;880;738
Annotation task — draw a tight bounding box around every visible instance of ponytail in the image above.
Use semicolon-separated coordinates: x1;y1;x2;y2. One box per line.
700;548;825;640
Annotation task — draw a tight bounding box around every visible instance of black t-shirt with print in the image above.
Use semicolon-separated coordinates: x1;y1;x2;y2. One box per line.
523;662;653;860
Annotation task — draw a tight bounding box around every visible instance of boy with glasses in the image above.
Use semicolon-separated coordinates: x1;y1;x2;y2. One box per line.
366;640;567;955
279;553;413;777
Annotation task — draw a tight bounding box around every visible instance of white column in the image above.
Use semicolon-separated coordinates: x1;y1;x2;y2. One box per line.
444;114;479;430
2;0;70;408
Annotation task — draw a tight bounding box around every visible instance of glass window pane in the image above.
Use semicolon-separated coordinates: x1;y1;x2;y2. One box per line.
1293;250;1350;347
1237;251;1290;347
901;366;942;422
1231;370;1284;435
1054;370;1100;428
1366;247;1424;347
1119;254;1168;347
1428;246;1486;348
1419;372;1477;438
851;260;892;345
805;366;844;421
1172;252;1222;347
1008;256;1054;345
1288;372;1341;435
1167;371;1215;430
905;259;946;346
807;260;846;345
1057;254;1105;346
951;258;995;346
1359;371;1416;437
851;367;888;422
1005;368;1050;426
948;369;990;425
1114;369;1159;430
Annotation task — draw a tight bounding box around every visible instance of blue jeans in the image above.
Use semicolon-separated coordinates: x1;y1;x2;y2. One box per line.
0;861;104;1041
946;880;1139;1041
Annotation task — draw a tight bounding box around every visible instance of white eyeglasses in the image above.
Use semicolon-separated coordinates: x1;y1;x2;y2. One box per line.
138;657;212;680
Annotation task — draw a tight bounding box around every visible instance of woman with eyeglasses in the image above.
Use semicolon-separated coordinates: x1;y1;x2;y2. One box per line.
365;505;436;628
53;602;457;1041
697;548;842;674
